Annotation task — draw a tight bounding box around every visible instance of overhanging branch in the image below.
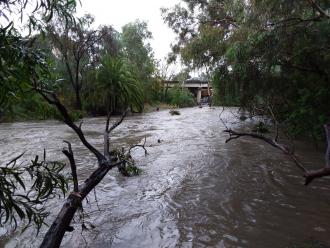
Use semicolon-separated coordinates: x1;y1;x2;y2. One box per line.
224;129;308;173
36;88;104;162
308;0;330;18
224;123;330;185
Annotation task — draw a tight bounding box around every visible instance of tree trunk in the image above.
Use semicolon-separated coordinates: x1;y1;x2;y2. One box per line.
75;87;82;110
39;160;122;248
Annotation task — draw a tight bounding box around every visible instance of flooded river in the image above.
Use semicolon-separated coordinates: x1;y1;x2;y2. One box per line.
1;107;330;247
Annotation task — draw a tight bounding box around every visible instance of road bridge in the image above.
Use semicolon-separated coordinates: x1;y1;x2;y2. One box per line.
163;77;212;104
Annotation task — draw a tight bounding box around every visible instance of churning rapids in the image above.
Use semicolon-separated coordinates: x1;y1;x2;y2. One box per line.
1;107;330;248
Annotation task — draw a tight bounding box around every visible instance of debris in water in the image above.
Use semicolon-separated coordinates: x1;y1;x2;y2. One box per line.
169;110;180;115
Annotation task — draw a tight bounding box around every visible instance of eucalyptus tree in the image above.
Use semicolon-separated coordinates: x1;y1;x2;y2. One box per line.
163;0;330;139
47;14;104;110
121;20;159;103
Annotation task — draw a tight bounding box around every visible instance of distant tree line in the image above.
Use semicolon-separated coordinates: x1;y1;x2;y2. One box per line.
0;6;198;122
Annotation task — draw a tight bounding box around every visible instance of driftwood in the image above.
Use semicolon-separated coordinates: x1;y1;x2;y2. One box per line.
224;123;330;185
35;88;137;248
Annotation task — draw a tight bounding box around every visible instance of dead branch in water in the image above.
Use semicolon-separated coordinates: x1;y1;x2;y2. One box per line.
129;136;148;156
221;107;330;185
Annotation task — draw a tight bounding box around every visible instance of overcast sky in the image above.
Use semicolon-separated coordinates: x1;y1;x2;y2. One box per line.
77;0;181;62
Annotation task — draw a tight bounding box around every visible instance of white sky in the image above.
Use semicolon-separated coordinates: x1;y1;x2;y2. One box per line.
77;0;180;62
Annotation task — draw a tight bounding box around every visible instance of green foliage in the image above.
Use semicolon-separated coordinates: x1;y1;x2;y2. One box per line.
0;0;76;232
1;92;60;121
211;69;240;106
0;153;68;232
144;79;163;104
121;20;155;82
0;28;47;114
111;147;143;177
121;20;157;104
167;86;195;108
84;56;144;115
164;0;330;140
1;5;158;119
118;163;142;177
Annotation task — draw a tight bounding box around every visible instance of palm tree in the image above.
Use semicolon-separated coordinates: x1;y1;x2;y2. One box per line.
86;55;143;114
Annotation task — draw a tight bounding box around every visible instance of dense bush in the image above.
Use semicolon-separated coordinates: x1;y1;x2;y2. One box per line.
167;86;195;108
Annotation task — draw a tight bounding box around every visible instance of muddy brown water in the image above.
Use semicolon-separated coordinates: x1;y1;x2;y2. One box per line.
0;107;330;248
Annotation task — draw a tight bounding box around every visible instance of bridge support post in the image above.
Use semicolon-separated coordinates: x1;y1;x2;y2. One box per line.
197;88;202;104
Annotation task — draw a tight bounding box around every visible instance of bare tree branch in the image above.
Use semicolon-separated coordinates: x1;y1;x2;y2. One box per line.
104;112;111;159
106;108;129;134
224;123;330;186
325;123;330;168
129;137;148;156
267;105;279;142
62;141;78;192
104;109;129;159
308;0;330;18
36;88;104;162
224;129;308;173
6;152;25;166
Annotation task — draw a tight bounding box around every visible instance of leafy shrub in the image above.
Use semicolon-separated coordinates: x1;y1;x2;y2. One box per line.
167;86;195;107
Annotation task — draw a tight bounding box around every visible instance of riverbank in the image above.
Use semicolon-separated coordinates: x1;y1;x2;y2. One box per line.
0;103;179;124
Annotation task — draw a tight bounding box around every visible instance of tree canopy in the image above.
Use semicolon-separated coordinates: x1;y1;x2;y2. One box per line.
163;0;330;140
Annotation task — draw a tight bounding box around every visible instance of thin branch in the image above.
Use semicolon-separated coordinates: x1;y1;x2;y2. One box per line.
62;141;78;192
304;168;330;185
265;16;322;30
105;112;111;133
106;108;129;134
219;106;229;130
128;137;148;156
224;124;330;186
6;152;25;166
104;112;111;159
267;105;279;142
224;129;308;173
308;0;330;18
104;109;129;159
291;124;330;185
325;123;330;168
